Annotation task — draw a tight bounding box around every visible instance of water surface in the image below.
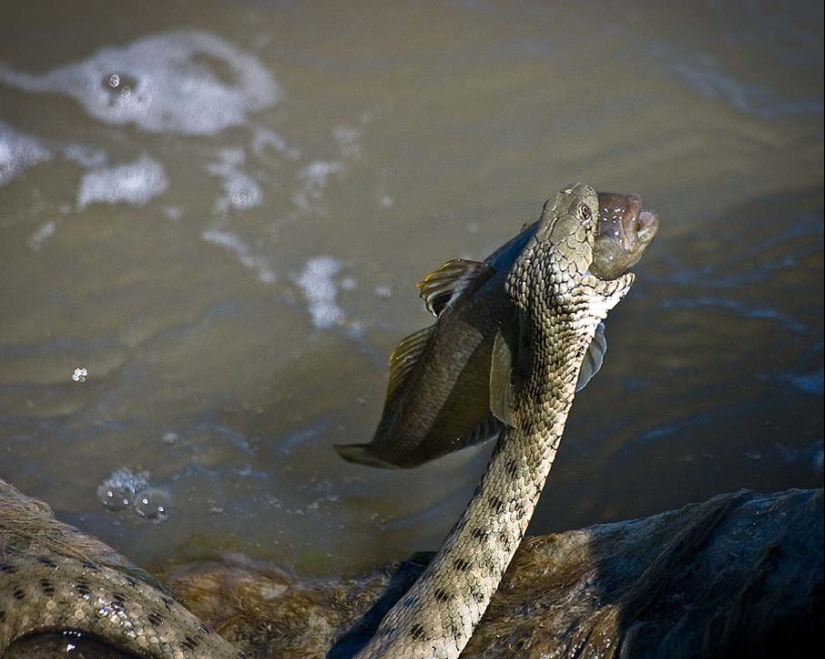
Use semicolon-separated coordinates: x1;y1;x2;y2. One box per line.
1;0;822;578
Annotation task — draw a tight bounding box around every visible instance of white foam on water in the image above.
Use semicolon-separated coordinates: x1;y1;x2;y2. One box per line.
252;126;301;162
77;154;168;209
0;31;281;135
0;120;52;186
164;205;183;221
294;256;346;330
333;125;363;160
61;143;108;168
206;147;263;213
293;160;345;214
374;285;393;299
28;220;58;251
202;228;277;283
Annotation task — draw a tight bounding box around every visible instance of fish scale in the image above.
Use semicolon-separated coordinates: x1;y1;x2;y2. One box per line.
352;183;636;659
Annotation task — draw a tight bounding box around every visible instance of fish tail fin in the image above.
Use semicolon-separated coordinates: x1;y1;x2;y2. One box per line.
334;443;399;469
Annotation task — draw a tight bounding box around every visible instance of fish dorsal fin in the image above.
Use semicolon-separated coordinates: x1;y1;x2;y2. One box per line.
417;258;494;317
490;321;518;426
385;324;435;405
576;322;607;392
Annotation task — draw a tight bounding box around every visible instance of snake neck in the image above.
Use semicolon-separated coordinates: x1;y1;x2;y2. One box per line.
353;315;597;659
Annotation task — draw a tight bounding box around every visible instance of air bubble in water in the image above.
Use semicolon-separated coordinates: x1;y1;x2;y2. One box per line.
98;469;148;510
133;487;171;521
97;470;172;523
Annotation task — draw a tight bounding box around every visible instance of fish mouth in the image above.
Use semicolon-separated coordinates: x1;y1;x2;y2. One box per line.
615;193;659;253
591;191;660;280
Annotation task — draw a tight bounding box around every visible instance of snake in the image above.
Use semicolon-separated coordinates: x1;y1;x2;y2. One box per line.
351;183;635;659
1;183;638;659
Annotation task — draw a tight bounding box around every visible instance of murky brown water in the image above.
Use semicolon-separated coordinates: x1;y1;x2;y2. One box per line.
1;0;822;579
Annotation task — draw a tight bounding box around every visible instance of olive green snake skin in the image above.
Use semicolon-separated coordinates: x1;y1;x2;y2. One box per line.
1;183;635;659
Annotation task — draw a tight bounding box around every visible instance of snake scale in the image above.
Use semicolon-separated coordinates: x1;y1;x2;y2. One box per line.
1;183;637;659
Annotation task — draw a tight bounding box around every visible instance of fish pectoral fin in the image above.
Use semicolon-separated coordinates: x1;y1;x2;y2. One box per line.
452;413;504;451
385;324;436;406
575;322;608;392
417;259;494;317
334;443;399;468
490;326;516;426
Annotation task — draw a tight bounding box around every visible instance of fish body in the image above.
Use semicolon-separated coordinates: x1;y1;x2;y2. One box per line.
335;192;659;468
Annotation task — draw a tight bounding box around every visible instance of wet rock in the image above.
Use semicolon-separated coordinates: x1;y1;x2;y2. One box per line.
1;479;821;659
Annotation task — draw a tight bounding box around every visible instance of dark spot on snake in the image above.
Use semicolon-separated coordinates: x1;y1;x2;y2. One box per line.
489;496;505;513
434;588;451;603
76;581;91;597
162;595;176;610
112;592;127;608
81;560;100;571
40;579;55;596
410;623;426;640
181;636;199;650
453;558;471;572
498;530;513;552
471;527;487;541
125;576;139;587
13;588;25;600
0;563;17;574
471;588;485;604
402;595;417;608
36;556;57;567
199;623;212;634
505;459;518;477
148;612;164;626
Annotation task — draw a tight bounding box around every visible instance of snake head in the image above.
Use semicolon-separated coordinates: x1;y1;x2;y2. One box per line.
532;182;600;283
514;183;635;320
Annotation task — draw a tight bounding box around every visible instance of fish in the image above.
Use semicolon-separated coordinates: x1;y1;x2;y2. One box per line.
335;192;660;468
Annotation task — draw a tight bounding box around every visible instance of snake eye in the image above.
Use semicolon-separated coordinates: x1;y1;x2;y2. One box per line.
579;204;592;222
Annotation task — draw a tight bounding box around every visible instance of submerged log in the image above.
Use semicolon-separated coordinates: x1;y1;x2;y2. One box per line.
2;478;822;659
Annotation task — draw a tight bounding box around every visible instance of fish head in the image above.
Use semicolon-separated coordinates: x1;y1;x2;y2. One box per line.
592;192;659;280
